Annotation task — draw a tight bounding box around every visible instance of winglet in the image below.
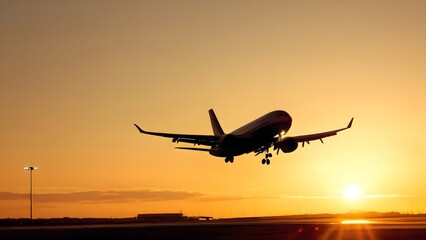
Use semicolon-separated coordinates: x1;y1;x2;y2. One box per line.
134;124;145;133
347;118;354;129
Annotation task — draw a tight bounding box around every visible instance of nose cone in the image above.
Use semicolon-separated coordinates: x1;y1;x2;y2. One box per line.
276;110;289;116
284;111;292;121
277;111;292;133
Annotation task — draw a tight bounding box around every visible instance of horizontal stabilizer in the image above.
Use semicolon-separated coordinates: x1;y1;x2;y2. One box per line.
175;147;212;152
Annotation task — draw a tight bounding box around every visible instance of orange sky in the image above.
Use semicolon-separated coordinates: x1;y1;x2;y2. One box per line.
1;0;425;219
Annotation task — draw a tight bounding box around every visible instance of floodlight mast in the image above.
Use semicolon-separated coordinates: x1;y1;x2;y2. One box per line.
24;167;37;220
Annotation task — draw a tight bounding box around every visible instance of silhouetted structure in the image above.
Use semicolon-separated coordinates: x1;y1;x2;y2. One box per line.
24;166;38;219
137;213;186;222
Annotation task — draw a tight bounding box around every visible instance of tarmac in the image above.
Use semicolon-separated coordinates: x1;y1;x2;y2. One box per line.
2;217;426;240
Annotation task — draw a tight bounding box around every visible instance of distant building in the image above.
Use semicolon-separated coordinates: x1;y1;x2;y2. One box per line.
137;213;186;222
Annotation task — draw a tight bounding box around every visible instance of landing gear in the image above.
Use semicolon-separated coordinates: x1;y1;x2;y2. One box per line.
255;145;274;165
261;158;271;165
261;152;272;165
225;156;234;163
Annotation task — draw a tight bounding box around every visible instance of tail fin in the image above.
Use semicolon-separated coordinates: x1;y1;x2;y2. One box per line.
209;109;225;136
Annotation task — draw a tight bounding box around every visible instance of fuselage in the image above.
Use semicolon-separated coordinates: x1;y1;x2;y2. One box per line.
210;110;292;157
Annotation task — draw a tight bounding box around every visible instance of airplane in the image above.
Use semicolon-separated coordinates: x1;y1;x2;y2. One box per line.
134;109;353;165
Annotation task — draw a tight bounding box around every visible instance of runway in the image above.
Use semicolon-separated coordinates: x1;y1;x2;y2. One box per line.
2;217;426;240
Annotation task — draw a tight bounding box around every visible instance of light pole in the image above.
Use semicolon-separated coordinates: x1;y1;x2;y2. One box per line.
24;166;38;220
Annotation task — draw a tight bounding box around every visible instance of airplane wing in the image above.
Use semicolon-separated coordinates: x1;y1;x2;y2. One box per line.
134;124;219;146
292;118;353;145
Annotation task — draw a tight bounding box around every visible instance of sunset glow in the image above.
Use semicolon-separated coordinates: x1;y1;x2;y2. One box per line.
341;219;372;225
343;184;363;200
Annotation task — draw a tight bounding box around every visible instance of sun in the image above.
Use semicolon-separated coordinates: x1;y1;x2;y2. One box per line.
343;184;363;200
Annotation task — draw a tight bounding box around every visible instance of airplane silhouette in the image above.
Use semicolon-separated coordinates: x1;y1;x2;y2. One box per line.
135;109;353;165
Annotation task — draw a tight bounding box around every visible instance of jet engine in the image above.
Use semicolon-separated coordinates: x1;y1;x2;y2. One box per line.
278;137;298;153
